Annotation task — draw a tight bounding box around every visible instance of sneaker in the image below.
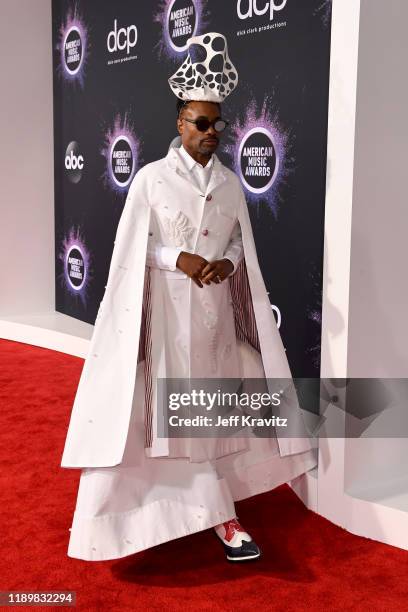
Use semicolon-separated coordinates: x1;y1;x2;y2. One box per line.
214;518;261;562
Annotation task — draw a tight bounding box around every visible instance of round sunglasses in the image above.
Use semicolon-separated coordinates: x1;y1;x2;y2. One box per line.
183;117;229;133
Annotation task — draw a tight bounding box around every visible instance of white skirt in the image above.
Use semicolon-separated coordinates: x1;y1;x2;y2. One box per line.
67;346;317;561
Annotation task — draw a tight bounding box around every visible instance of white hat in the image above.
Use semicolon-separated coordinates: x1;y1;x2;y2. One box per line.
168;32;238;103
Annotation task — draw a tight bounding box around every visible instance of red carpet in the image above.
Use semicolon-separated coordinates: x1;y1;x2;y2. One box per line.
1;337;407;611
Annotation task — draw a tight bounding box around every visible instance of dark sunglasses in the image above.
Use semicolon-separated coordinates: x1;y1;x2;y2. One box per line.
183;117;229;133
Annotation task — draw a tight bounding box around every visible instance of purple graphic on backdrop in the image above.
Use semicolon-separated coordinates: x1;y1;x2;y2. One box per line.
154;0;209;61
56;3;89;88
313;0;332;28
100;114;141;194
224;97;294;217
58;227;92;307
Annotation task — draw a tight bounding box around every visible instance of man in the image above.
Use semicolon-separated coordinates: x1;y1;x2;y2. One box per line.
162;100;238;286
62;33;317;563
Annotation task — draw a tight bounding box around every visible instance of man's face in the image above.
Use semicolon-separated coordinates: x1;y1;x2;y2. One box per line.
177;101;223;157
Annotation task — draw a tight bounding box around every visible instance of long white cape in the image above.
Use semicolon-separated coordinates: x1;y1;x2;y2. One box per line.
61;149;314;468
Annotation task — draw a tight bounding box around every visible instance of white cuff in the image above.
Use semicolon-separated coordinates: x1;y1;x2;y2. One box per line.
156;246;183;271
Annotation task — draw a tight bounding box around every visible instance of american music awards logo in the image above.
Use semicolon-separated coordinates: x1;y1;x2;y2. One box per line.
56;4;89;87
154;0;209;60
58;227;92;305
238;127;278;195
224;97;293;215
100;114;141;194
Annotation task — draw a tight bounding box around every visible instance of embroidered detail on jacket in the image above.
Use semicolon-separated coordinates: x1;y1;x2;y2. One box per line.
203;310;218;330
221;343;232;360
163;210;195;248
208;328;221;374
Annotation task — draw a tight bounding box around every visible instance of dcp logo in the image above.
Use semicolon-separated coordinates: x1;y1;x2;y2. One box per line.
237;0;288;21
65;141;84;184
107;19;138;55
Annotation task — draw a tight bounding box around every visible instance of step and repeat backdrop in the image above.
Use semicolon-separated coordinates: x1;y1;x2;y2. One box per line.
52;0;332;377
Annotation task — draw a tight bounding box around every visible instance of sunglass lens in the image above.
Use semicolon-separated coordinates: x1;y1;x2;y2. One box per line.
214;119;227;132
196;119;210;132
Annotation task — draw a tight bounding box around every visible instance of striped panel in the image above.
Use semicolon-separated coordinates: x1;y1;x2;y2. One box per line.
228;258;261;353
137;266;154;448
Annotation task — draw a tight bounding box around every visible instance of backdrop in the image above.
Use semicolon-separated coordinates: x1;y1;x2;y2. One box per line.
52;0;332;378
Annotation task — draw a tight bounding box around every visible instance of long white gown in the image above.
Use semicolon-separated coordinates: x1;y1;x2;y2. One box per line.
67;147;317;561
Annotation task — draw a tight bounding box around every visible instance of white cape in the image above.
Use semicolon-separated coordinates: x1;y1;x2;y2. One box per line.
61;148;315;469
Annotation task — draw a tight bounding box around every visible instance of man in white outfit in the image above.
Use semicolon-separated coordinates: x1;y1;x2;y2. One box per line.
63;32;317;564
145;94;261;561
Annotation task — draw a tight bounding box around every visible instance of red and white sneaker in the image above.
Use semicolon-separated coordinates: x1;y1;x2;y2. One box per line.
214;518;261;562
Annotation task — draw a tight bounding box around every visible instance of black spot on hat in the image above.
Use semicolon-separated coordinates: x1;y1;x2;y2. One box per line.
211;36;225;52
209;53;224;73
189;43;207;64
195;63;206;75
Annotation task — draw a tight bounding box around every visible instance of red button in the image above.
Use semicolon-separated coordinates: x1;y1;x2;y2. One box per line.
206;194;213;201
202;229;209;236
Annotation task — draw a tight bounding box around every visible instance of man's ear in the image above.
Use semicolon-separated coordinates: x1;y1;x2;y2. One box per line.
176;117;183;135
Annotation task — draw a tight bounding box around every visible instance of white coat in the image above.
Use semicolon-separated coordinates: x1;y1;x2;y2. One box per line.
61;146;313;468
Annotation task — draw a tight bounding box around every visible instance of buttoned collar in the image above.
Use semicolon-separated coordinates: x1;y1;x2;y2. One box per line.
178;144;214;172
165;145;227;195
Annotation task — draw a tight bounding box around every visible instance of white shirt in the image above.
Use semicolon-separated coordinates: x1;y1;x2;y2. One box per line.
177;144;214;194
146;145;242;273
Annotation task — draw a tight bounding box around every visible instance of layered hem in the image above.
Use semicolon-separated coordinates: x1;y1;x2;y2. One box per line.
67;448;317;561
68;476;236;561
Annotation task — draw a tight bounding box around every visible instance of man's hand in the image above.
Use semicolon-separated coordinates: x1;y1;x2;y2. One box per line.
200;258;234;285
176;252;209;288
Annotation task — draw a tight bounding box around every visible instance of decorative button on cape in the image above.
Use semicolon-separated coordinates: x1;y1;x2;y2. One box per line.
202;229;209;236
206;194;213;201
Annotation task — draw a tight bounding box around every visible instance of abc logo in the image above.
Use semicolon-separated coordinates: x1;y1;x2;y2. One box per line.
237;0;288;21
107;19;138;55
65;141;84;184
